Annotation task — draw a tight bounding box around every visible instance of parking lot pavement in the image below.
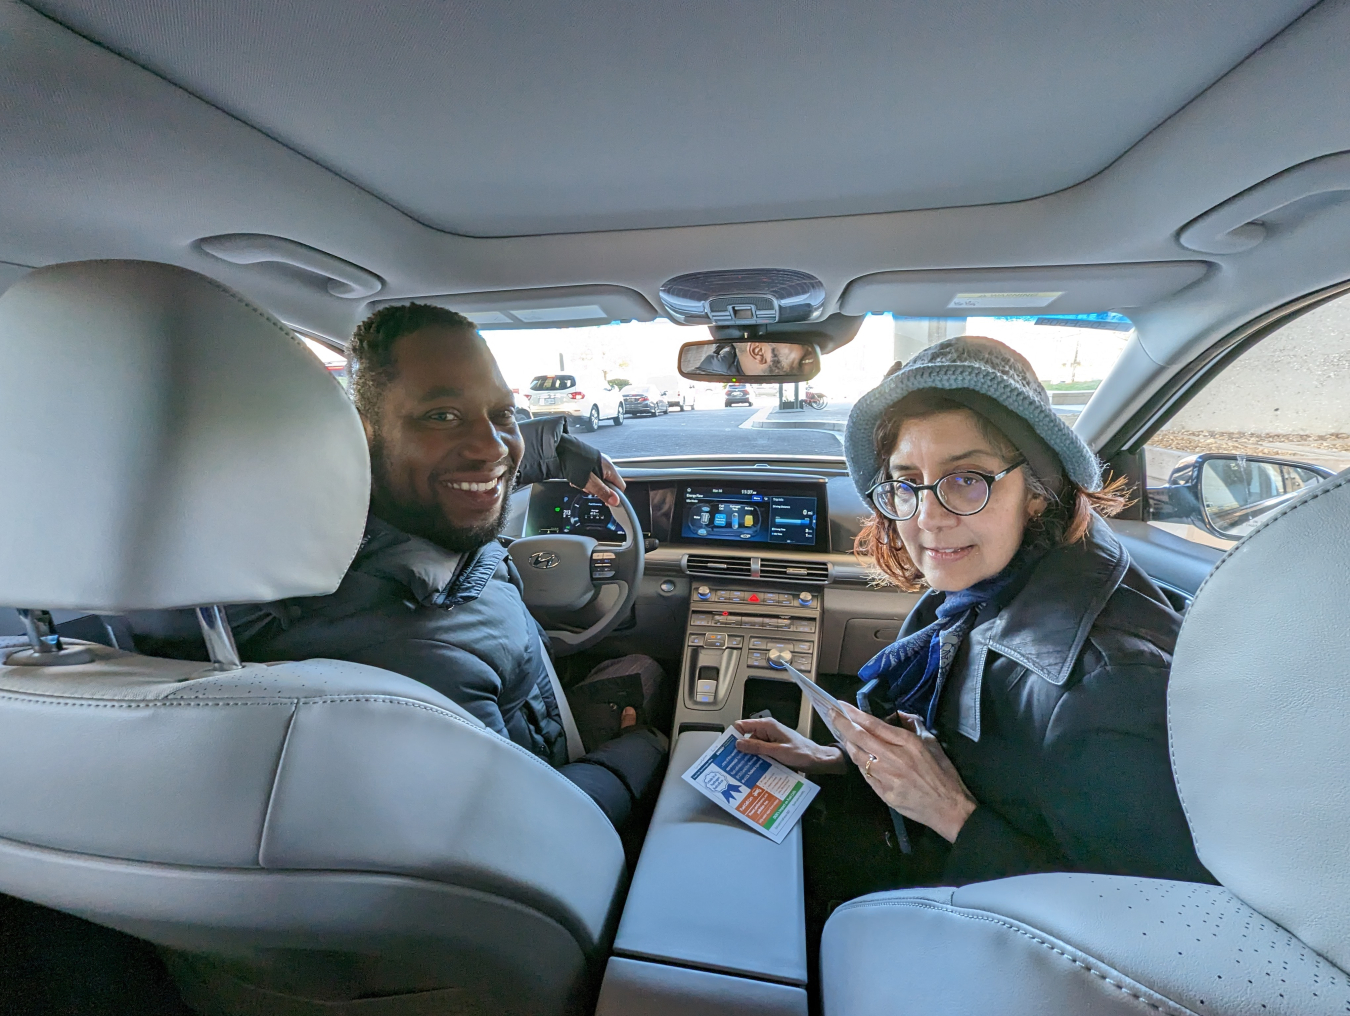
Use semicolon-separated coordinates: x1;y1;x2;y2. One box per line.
749;401;853;432
573;403;843;459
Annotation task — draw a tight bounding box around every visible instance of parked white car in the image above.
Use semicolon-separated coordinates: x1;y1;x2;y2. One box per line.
646;375;698;411
526;373;624;431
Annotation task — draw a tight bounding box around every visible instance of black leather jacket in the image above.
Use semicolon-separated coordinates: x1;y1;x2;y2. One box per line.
903;517;1214;886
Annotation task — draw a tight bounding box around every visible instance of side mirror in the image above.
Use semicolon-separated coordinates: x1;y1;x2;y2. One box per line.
677;338;821;383
1148;452;1333;540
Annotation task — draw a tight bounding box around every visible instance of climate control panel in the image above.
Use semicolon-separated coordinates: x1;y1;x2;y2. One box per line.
694;584;813;607
674;582;823;737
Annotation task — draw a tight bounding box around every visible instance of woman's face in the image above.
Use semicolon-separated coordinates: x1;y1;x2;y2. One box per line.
887;409;1044;592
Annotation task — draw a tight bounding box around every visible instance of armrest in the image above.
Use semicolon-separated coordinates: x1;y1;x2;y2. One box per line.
610;730;808;986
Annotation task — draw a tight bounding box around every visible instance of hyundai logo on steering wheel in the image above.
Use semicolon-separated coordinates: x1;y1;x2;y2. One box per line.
529;551;561;570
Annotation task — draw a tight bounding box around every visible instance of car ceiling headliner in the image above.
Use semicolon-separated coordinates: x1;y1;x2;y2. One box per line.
4;0;1350;440
24;0;1318;237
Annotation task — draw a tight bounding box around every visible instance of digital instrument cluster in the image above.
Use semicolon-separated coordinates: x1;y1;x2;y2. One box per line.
525;489;627;543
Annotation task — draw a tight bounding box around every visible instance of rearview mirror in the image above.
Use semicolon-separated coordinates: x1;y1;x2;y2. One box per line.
1148;452;1333;540
677;339;821;383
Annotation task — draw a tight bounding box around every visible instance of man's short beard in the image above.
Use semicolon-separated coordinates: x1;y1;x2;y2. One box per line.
369;433;513;554
768;347;798;374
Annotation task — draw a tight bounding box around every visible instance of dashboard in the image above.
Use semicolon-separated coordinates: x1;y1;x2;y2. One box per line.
524;476;830;552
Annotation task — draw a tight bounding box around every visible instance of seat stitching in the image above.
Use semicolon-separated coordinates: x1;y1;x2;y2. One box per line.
257;706;298;866
1168;467;1350;857
191;271;367;579
832;899;1197;1015
1187;471;1350;602
0;690;618;828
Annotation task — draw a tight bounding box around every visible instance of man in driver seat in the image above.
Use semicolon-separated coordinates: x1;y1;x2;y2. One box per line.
136;304;669;837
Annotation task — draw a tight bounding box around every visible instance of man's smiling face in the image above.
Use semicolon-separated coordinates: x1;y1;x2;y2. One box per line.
363;326;524;552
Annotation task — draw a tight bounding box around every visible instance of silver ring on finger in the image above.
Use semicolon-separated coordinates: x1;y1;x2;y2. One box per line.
864;753;878;777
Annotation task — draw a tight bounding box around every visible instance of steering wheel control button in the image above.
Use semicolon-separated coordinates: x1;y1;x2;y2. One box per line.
798;591;814;606
659;579;677;594
590;550;617;579
696;585;711;600
767;647;792;669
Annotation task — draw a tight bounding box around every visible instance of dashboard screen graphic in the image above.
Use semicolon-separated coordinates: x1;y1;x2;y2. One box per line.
529;492;626;543
680;486;817;546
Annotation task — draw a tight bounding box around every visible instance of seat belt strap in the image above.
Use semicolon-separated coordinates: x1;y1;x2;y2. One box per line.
539;638;585;762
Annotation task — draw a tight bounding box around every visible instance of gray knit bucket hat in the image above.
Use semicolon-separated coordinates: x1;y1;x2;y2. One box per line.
844;336;1102;501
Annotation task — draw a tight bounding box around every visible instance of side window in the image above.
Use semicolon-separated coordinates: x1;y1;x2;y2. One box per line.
1145;290;1350;547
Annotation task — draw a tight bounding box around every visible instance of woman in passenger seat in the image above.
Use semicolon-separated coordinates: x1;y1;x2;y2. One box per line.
734;336;1213;901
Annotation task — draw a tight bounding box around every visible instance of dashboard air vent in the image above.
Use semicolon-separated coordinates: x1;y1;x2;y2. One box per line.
684;554;753;578
760;558;830;584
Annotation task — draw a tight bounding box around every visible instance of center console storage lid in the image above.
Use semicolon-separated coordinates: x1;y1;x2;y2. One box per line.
611;730;808;986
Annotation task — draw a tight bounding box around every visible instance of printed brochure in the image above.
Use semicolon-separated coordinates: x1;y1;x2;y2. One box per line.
682;728;819;844
783;663;847;742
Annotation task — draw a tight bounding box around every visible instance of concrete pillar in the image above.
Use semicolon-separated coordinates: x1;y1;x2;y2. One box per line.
892;317;967;367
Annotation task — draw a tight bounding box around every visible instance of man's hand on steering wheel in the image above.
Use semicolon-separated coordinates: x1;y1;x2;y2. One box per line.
581;453;625;506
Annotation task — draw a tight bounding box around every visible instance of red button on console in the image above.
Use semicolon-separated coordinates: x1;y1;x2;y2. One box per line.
748;594;759;603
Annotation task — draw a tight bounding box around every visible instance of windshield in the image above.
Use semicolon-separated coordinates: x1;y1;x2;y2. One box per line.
477;314;1135;461
301;316;1135;460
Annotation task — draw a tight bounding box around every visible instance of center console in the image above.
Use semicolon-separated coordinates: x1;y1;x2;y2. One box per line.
676;583;822;737
572;474;842;1014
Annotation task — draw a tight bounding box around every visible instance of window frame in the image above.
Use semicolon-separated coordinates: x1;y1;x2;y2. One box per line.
1099;277;1350;462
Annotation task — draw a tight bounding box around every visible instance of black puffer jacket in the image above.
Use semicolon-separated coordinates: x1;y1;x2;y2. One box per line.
902;517;1214;886
231;518;570;760
129;417;665;829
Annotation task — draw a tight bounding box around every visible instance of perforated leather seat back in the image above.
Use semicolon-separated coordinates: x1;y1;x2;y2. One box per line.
0;261;627;1015
1169;471;1350;971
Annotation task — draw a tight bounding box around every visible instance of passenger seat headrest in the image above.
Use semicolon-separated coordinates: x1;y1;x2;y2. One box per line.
0;260;369;611
1169;469;1350;973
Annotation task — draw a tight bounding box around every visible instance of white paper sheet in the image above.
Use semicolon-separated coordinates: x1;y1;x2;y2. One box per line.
682;728;819;844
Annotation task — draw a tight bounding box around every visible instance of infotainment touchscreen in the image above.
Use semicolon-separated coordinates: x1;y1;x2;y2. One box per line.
679;484;819;547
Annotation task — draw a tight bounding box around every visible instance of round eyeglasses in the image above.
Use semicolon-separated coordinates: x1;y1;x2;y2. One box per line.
868;459;1026;522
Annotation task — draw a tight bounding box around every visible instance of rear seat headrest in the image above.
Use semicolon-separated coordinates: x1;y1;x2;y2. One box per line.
0;260;369;611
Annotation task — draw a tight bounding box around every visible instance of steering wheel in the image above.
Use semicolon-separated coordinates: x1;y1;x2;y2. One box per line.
506;485;645;656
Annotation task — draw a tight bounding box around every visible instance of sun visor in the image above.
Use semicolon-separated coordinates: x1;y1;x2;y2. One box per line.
365;285;658;329
0;262;31;300
839;262;1210;317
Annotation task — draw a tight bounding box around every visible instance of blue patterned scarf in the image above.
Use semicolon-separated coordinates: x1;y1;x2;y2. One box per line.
857;564;1020;729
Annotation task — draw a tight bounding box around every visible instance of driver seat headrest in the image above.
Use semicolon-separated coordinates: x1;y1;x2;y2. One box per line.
0;260;369;612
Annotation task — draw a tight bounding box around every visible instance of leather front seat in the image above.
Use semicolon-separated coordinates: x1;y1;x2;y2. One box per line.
0;261;626;1015
820;470;1350;1015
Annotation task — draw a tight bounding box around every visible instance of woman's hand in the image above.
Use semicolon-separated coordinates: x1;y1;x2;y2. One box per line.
733;717;848;774
834;701;978;843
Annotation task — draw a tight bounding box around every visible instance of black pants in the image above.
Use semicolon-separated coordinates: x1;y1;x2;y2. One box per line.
801;768;952;1011
561;727;668;859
